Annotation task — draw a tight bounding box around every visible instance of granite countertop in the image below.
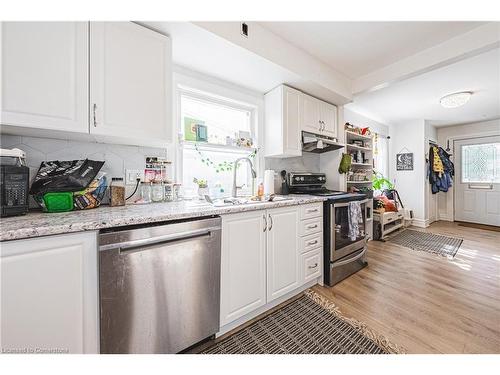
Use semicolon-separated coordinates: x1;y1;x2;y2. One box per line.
0;195;326;241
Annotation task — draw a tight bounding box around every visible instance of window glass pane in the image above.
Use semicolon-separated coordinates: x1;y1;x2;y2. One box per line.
461;142;500;183
181;94;252;145
182;145;255;198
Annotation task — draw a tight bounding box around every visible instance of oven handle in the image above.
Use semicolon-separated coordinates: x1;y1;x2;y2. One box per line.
331;248;366;268
333;198;369;208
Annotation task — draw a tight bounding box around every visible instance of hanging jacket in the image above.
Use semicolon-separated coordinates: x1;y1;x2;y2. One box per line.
428;146;454;194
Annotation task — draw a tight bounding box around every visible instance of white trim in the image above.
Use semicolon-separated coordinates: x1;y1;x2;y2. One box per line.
412;218;430;228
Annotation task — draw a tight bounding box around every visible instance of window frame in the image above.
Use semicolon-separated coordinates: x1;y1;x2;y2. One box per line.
172;71;264;196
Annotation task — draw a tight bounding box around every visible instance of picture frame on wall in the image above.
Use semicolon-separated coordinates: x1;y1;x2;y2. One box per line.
396;152;414;171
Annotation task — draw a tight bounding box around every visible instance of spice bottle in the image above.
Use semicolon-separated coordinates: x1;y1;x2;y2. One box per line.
110;177;126;206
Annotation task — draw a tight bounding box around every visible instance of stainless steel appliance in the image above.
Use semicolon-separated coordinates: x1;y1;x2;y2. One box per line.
99;216;222;354
287;172;369;286
0;148;29;217
302;131;345;153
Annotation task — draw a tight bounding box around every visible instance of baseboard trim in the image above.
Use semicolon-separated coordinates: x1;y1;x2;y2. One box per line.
412;218;430;228
438;212;453;222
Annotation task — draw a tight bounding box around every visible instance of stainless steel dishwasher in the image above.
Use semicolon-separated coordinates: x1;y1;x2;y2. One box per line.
99;216;221;354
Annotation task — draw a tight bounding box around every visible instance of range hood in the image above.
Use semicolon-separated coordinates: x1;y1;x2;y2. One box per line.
302;131;344;153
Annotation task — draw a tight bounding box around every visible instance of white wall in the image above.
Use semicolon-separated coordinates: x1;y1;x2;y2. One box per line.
389;120;427;226
436;118;500;221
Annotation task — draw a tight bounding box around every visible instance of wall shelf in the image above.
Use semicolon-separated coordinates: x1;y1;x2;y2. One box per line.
345;130;373;141
346;144;372;151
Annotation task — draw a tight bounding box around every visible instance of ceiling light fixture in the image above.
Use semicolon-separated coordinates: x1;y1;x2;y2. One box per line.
439;91;472;108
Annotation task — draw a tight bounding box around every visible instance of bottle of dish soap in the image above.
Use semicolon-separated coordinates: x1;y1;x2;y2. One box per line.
257;180;264;199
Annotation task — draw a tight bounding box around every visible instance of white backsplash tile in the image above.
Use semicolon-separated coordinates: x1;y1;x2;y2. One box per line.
1;134;169;207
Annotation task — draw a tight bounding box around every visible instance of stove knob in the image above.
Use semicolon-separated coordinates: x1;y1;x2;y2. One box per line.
295;176;300;181
300;177;305;181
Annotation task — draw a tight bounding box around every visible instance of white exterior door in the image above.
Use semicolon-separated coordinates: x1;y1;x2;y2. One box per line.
1;22;89;133
301;94;321;134
320;101;338;138
266;206;300;302
220;211;267;326
0;232;99;354
90;22;172;146
454;136;500;226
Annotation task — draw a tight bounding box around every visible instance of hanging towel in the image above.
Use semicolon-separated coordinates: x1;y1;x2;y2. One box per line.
348;201;363;241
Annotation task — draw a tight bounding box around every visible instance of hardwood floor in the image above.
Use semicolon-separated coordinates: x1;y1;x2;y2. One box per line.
313;221;500;354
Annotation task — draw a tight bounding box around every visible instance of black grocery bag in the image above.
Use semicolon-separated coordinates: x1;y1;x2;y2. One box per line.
30;159;105;195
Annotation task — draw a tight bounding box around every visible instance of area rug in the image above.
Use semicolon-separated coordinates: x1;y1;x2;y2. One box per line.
388;229;462;258
201;290;405;354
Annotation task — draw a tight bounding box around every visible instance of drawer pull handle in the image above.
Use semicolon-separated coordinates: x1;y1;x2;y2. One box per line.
308;263;318;269
306;208;318;213
307;224;318;229
307;240;318;246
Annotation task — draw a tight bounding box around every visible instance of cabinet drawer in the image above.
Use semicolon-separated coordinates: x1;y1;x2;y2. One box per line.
299;217;323;236
300;232;323;254
299;203;323;220
302;249;322;283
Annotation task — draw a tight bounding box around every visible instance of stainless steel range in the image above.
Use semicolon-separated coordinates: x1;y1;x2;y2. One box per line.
288;172;370;286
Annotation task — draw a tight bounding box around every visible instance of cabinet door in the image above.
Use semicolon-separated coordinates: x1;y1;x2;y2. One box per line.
1;22;89;133
320;101;338;138
90;22;172;146
220;211;267;326
0;232;99;354
283;86;302;156
267;206;300;302
300;93;321;134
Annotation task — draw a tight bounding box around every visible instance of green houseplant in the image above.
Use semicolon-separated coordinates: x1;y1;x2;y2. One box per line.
372;171;394;192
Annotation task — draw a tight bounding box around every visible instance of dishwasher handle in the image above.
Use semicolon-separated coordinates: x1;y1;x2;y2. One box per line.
100;227;218;253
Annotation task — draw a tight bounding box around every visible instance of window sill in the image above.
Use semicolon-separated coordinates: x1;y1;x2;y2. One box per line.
181;140;257;153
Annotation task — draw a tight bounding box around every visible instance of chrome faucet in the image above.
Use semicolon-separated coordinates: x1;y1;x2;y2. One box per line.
232;157;257;197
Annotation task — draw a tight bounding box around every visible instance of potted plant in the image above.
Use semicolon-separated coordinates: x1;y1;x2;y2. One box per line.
193;178;209;199
372;171;394;193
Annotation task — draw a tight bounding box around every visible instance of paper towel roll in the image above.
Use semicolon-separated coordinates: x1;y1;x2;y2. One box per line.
264;169;275;195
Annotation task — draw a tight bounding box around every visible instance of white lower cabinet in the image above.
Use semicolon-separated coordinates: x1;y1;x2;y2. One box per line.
0;232;99;354
220;204;323;329
220;211;267;326
266;206;300;302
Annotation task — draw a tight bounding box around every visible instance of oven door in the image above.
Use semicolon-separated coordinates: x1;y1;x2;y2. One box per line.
330;199;368;262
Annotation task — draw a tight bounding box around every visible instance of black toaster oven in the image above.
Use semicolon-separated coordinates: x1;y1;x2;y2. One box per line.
0;164;30;217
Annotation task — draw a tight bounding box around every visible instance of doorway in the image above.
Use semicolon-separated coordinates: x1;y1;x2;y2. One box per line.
454;136;500;226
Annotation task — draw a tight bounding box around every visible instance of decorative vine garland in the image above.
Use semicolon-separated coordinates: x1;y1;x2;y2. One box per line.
194;143;258;173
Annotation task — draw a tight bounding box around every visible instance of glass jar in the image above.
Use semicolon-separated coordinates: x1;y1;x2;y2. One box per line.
164;184;174;202
110;177;125;207
173;183;182;201
151;181;164;202
140;182;152;203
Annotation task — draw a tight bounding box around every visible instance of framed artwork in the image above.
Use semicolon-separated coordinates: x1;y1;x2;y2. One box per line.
396;152;414;171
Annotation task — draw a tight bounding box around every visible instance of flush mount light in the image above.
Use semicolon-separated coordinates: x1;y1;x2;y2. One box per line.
440;91;473;108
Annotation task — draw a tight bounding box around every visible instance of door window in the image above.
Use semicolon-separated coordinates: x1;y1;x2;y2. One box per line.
461;143;500;183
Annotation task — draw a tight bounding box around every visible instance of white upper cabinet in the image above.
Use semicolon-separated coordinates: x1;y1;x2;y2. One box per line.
90;22;172;146
266;206;300;302
1;22;89;133
301;93;322;134
264;85;301;157
320;101;338;138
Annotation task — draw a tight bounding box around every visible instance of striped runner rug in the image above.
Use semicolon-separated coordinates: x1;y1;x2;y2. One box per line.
202;290;404;354
388;229;462;258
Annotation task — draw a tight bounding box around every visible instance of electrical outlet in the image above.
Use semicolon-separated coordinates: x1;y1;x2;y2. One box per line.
126;169;145;185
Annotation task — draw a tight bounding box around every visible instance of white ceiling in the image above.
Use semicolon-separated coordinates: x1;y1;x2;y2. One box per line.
259;22;486;79
346;48;500;127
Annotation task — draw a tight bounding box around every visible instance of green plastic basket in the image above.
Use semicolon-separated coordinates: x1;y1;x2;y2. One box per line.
42;192;74;213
